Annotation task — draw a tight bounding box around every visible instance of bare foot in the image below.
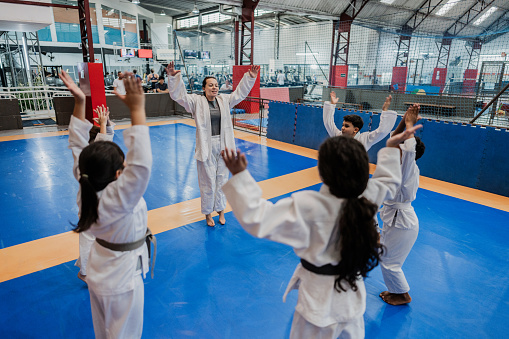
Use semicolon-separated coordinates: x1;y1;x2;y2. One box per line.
379;291;390;298
77;272;87;283
206;214;215;227
218;210;226;225
381;292;412;305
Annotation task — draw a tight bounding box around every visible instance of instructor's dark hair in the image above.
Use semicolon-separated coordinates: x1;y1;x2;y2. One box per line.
343;114;364;130
318;136;383;293
202;76;217;89
74;141;125;233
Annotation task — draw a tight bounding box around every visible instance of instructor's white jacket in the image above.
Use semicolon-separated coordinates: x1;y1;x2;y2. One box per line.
223;147;402;327
168;72;256;162
323;101;397;151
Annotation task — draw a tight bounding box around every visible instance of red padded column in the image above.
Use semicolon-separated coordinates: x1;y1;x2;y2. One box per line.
391;66;407;92
331;65;348;87
462;69;478;94
432;67;448;92
78;62;107;123
233;65;260;113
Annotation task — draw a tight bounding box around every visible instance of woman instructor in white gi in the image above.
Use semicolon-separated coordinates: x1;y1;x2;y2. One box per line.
166;61;260;226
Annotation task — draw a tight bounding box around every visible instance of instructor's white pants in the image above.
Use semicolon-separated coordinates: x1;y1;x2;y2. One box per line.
380;224;419;294
290;310;364;339
196;135;228;215
89;274;144;339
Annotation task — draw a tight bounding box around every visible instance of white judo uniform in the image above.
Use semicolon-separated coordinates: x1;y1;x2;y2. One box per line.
168;72;256;215
380;137;420;294
69;116;152;339
223;147;402;339
75;125;115;277
323;101;398;151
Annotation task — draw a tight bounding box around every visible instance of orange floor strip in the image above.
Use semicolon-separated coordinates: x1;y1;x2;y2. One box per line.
1;118;509;284
0;167;320;283
1;118;507;211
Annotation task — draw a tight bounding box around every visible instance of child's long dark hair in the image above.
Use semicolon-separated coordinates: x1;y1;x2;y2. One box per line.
74;141;125;233
318;136;383;292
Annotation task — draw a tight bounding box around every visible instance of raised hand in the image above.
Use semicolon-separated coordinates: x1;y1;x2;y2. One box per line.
405;104;421;127
115;72;145;125
166;61;180;77
249;65;260;78
330;91;339;105
382;95;392;111
93;105;110;127
387;124;423;147
221;148;248;175
59;71;85;103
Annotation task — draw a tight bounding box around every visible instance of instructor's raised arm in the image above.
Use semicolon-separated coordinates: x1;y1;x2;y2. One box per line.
166;61;197;114
228;65;259;108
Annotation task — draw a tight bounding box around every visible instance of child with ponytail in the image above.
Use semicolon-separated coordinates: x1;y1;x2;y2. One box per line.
76;105;115;282
61;70;153;339
221;124;421;338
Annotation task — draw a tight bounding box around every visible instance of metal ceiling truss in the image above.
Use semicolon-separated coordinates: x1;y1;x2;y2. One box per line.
331;0;370;67
482;9;509;44
435;0;496;69
463;8;509;71
464;38;482;70
236;0;259;65
394;0;447;67
329;0;370;85
78;0;94;62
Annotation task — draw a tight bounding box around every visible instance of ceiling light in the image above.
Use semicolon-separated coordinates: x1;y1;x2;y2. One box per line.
380;0;396;4
473;7;497;26
132;0;140;4
436;0;457;16
192;5;199;14
160;10;166;16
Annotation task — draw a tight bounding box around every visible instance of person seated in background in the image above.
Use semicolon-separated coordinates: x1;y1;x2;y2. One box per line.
220;79;233;92
155;77;169;93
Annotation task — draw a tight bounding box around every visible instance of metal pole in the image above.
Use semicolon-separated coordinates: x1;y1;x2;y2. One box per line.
173;31;192;93
329;20;337;87
470;82;509;124
21;33;33;87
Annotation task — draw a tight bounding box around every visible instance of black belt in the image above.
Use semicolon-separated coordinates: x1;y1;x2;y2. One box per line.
96;228;157;279
300;259;340;276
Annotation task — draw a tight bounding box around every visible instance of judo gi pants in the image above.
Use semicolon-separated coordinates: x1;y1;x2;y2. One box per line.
380;224;419;294
75;230;95;275
290;310;364;339
196;135;228;215
89;274;144;339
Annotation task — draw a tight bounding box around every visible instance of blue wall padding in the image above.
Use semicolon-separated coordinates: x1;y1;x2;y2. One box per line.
267;101;297;144
417;121;488;190
294;105;329;149
266;103;509;197
476;127;509;196
367;114;404;163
